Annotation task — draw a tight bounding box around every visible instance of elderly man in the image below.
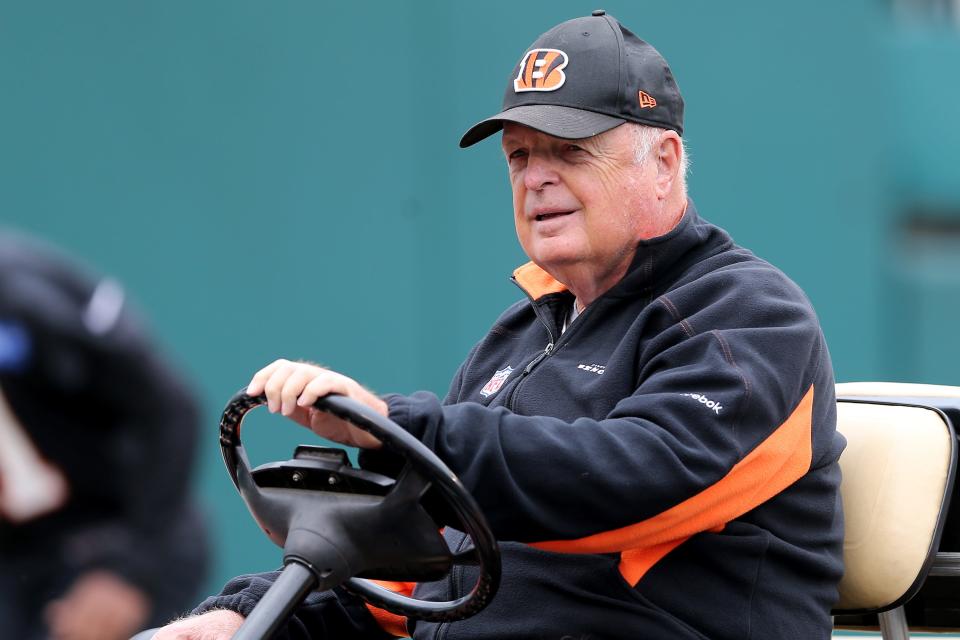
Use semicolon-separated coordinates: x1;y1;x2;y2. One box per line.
154;11;844;640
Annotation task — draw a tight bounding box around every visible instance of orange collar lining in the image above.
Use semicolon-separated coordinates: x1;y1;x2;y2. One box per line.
513;262;568;301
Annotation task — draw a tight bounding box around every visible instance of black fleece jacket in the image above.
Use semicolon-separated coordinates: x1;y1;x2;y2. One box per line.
199;202;844;640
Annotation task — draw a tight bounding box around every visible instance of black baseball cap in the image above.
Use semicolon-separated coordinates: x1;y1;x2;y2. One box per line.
459;10;683;148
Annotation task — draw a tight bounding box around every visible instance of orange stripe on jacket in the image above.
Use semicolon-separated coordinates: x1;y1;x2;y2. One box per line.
364;580;415;637
532;385;815;585
513;262;567;300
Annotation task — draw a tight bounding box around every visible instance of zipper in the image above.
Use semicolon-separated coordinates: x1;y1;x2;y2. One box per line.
524;341;553;374
505;297;598;410
505;340;552;411
506;276;599;410
503;278;568;411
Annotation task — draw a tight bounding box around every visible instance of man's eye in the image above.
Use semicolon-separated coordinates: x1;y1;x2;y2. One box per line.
566;144;585;153
508;149;528;160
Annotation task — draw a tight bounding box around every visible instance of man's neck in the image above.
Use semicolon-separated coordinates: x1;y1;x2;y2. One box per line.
563;197;688;307
563;262;631;309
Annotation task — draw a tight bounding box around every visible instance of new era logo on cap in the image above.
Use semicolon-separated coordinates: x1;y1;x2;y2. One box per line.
638;91;657;109
514;48;569;92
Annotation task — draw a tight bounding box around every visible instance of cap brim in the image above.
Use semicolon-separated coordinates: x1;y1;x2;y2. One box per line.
459;105;626;148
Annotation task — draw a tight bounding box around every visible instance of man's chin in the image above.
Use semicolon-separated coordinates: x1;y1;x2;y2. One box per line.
528;254;584;281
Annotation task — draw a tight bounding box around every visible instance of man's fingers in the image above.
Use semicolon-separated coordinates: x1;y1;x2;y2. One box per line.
297;374;344;409
262;362;301;413
280;368;323;416
246;360;386;449
246;359;288;397
250;360;336;415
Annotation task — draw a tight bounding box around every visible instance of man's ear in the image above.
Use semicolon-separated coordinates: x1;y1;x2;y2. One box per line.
655;131;683;199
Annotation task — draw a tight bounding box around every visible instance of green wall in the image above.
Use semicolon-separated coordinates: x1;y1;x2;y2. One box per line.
3;0;958;603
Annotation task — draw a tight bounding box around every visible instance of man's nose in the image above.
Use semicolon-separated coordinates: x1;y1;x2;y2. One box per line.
523;154;559;191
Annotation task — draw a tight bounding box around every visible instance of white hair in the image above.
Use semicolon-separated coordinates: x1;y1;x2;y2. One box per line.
631;123;690;190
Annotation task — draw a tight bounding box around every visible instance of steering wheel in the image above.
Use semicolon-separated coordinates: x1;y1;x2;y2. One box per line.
219;389;500;638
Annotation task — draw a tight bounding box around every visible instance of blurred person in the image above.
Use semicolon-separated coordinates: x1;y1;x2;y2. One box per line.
0;230;209;640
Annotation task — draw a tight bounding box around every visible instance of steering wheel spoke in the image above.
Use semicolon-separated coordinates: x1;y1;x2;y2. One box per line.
390;462;433;502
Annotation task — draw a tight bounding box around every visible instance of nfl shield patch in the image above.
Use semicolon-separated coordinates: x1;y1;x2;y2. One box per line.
480;366;514;398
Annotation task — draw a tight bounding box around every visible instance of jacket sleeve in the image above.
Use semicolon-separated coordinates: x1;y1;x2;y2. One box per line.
383;284;838;555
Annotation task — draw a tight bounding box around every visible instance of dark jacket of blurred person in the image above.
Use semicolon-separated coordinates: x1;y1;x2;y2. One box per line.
0;230;209;640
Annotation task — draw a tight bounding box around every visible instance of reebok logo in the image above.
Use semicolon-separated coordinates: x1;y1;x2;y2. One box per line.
683;393;723;415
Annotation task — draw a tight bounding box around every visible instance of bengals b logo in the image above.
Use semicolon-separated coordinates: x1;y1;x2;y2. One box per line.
514;48;569;92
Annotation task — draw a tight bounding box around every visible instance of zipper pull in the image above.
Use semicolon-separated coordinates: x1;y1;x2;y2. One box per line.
524;342;554;374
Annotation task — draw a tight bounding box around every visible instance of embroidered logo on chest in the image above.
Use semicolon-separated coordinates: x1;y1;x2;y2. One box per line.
577;363;605;375
480;366;514;397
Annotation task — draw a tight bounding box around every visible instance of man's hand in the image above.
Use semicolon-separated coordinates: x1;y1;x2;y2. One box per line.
148;610;246;639
44;570;150;640
246;359;387;450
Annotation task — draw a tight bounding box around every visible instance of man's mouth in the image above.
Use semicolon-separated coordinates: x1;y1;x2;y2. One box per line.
534;210;573;222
